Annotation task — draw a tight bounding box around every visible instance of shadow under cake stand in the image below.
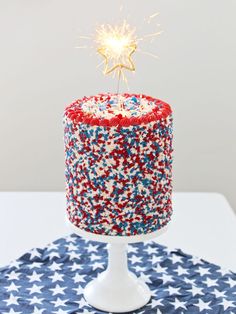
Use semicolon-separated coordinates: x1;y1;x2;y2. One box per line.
68;220;167;313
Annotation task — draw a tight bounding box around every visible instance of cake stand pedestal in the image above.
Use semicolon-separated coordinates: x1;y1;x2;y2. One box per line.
68;220;167;313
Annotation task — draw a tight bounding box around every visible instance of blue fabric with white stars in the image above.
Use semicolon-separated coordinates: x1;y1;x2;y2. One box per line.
0;234;236;314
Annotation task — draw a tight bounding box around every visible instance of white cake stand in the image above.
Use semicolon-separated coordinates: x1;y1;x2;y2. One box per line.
68;219;167;313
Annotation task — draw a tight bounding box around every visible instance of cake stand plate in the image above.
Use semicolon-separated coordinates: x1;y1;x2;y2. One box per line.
68;219;168;244
67;219;168;313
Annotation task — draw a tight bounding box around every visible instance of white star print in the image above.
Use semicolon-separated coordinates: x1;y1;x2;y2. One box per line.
48;262;63;271
224;277;236;288
73;285;84;296
150;298;163;309
87;244;98;253
4;294;19;306
74;273;86;283
51;297;68;307
27;284;43;294
5;282;20;292
166;286;181;295
46;242;59;251
150;288;158;297
28;296;43;305
196;267;210;277
170;254;183;264
194;299;211;311
29;248;41;259
174;265;189;276
170;298;187;310
69;262;83;271
139;272;152;283
49;272;64;283
183;277;196;286
143;240;154;246
77;297;89;308
145;246;158;255
50;284;66;296
67;251;80;260
89;253;100;261
65;243;78;251
129;255;142;265
92;262;104;270
150;255;163;265
219;298;236;310
48;251;60;260
203;277;218;288
65;235;77;243
6;271;20;281
154;264;167;274
132;265;146;273
127;245;138;254
160;273;173;284
28;271;43;282
212;288;226;298
187;286;204;296
32;306;45;314
28;262;42;269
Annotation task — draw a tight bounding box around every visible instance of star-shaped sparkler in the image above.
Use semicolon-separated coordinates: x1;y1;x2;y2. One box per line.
96;21;137;77
77;11;162;85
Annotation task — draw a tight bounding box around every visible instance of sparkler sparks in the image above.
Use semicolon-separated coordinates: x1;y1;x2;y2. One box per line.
96;21;137;76
77;11;161;81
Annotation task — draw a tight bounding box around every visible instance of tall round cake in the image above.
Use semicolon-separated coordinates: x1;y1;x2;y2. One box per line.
64;93;173;236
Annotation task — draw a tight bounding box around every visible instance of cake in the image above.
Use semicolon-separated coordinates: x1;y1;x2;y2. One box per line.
64;93;173;236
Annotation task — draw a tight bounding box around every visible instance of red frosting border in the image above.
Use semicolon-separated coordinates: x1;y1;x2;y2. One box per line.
64;93;172;127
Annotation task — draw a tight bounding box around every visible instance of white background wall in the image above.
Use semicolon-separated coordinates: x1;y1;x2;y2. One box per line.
0;0;235;210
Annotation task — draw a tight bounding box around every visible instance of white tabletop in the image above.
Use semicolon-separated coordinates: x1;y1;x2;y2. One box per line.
0;192;235;272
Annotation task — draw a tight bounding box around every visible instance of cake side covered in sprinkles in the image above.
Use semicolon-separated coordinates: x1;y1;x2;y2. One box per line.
64;93;173;236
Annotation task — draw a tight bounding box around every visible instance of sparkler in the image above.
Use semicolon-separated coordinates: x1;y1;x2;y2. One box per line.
96;21;137;77
96;20;138;95
77;10;162;86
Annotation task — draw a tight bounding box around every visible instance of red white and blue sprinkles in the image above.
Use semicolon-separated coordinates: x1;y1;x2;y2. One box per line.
64;93;173;236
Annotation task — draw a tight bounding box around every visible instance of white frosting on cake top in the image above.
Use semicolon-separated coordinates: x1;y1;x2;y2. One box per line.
80;94;156;119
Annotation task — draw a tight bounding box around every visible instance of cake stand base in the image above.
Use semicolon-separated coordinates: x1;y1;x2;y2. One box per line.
84;243;150;313
67;219;168;313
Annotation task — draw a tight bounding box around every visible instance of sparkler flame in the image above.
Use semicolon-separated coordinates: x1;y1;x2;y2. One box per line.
77;11;161;82
96;21;137;76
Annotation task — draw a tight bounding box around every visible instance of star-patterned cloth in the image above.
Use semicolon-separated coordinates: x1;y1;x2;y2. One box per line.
0;234;236;314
